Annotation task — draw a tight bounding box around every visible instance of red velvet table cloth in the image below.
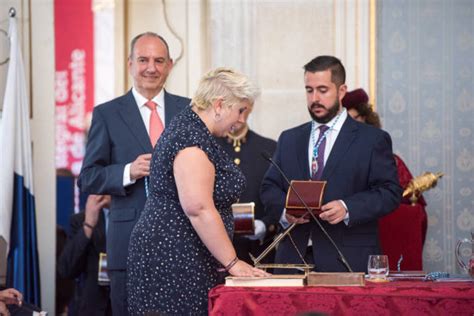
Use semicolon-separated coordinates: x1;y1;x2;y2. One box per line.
209;281;474;316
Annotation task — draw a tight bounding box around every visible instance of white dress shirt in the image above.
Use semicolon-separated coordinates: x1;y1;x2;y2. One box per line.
132;87;166;133
307;109;347;173
280;109;350;229
123;88;166;186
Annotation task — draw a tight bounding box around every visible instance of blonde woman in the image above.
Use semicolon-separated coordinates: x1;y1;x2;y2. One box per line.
127;68;269;315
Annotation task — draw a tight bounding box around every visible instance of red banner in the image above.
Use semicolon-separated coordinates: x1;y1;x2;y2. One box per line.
54;0;94;176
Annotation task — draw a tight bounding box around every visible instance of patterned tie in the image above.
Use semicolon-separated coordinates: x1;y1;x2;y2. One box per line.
312;125;329;180
145;100;164;147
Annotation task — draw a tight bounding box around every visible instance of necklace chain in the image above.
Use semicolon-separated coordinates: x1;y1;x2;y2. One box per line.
311;110;344;161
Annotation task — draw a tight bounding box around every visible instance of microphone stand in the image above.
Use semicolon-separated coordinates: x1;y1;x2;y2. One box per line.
260;153;353;272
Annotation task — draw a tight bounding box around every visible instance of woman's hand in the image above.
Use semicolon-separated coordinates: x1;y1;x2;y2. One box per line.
228;260;271;277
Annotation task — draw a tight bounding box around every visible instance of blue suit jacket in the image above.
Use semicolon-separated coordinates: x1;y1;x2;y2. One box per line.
261;115;402;272
78;90;190;270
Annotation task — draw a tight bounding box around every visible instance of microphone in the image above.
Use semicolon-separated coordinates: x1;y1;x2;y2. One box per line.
261;152;353;272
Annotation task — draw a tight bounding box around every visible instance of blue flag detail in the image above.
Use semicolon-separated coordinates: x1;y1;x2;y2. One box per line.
7;174;41;306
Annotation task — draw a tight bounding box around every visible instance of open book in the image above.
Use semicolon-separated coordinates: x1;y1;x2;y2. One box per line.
225;275;306;287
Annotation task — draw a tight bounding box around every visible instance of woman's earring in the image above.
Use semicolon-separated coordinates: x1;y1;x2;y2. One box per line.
214;113;221;122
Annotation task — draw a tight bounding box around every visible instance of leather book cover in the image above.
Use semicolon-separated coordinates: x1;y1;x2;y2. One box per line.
98;252;110;286
307;272;365;286
232;202;255;235
285;180;327;218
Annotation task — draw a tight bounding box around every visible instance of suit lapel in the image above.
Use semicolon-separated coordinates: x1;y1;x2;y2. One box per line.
164;90;184;124
322;117;358;179
296;123;312;180
117;90;153;152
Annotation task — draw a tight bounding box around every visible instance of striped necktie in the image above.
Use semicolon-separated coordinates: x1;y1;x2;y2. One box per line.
311;125;329;180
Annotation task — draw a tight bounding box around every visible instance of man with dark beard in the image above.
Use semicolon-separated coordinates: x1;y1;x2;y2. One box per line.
261;56;402;273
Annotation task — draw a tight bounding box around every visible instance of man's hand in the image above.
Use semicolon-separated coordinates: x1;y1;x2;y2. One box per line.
245;220;266;241
0;288;22;306
285;213;310;225
84;194;111;238
0;301;8;316
130;154;152;180
319;200;347;224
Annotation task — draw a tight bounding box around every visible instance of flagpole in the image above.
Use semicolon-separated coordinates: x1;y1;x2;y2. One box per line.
0;7;41;306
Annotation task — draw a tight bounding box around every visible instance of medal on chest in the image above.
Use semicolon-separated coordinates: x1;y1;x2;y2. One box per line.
311;158;319;175
226;124;248;166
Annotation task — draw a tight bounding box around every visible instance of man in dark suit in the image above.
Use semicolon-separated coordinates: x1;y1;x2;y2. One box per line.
261;56;402;273
58;194;112;316
78;32;190;315
216;105;278;265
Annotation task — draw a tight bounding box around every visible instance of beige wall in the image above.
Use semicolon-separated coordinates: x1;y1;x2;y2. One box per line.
206;0;368;139
253;0;335;139
30;0;56;313
124;0;207;99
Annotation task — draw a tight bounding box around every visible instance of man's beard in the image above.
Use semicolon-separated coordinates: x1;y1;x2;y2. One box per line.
308;99;341;124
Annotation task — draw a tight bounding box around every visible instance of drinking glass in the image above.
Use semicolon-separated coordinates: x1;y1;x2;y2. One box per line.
367;255;389;280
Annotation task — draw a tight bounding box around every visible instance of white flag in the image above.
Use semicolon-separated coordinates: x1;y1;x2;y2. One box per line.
0;15;34;251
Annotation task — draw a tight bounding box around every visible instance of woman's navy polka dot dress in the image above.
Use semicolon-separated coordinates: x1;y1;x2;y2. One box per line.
127;106;245;315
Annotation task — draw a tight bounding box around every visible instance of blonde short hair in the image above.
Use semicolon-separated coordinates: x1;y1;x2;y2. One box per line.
192;67;259;110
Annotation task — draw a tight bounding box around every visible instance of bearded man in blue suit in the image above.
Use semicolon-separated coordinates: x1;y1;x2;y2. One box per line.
78;32;190;315
261;56;402;273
